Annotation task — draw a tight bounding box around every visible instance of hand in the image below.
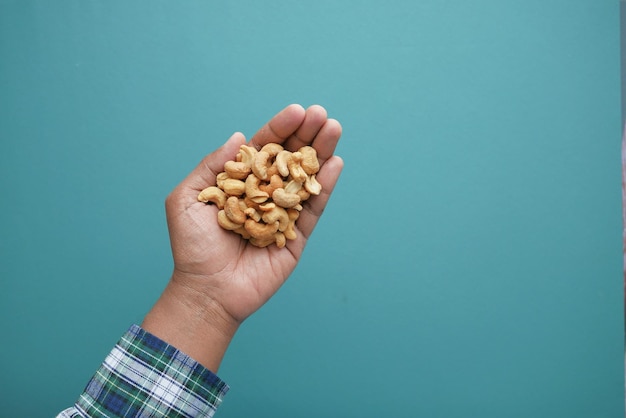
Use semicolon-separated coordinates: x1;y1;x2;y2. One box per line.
142;104;343;371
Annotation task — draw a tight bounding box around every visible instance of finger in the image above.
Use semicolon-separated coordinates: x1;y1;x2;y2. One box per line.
248;104;306;150
182;132;247;192
283;105;328;151
296;155;344;239
310;118;342;166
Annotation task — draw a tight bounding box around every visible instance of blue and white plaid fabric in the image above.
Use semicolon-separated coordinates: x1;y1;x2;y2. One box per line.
57;325;229;417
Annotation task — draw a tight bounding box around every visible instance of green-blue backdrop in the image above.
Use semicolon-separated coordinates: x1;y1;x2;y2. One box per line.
1;1;623;417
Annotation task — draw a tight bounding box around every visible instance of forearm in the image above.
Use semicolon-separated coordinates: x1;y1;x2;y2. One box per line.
141;277;240;373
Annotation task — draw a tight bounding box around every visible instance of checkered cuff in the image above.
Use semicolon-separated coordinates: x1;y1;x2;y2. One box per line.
61;325;229;417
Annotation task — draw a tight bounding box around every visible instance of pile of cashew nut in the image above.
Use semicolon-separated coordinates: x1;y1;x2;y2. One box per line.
197;143;322;248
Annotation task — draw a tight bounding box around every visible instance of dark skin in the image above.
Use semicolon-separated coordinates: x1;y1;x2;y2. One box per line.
142;104;343;372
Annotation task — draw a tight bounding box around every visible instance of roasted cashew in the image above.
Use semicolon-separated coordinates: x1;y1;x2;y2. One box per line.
283;222;297;240
238;198;248;211
258;201;276;212
304;174;322;195
216;172;229;189
244;219;279;239
199;141;323;248
272;188;301;208
222;178;246;196
243;196;260;212
259;174;283;196
244;207;262;222
287;208;300;222
284;177;308;200
261;143;284;157
282;209;300;240
299;146;320;174
218;210;244;230
262;206;290;231
251;151;271;180
284;179;303;194
287;152;307;182
274;232;286;248
198;186;226;208
296;188;311;201
234;226;251;239
266;164;279;178
249;236;276;248
275;150;291;177
224;161;250;180
244;173;269;203
224;196;247;224
239;145;257;167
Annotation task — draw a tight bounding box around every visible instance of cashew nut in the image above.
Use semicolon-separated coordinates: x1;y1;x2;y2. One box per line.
251;151;271;180
283;223;297;240
272;188;301;208
243;196;261;212
266;164;279;178
296;189;311;201
287;208;300;222
198;186;226;208
284;179;303;194
274;232;286;248
258;201;276;212
198;141;323;248
224;161;250;180
287;152;307;182
262;206;290;231
249;236;276;248
282;209;299;240
224;196;247;224
275;150;291;177
299;146;320;175
244;218;279;239
244;206;262;222
245;173;269;203
259;174;283;196
218;210;243;230
239;145;257;167
222;178;246;196
261;142;284;157
284;179;310;200
304;174;321;195
234;226;251;239
216;172;230;189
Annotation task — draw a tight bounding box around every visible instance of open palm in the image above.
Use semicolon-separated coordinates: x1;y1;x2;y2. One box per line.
164;104;343;325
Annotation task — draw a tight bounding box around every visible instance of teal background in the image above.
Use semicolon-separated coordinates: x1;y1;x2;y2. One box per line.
0;1;623;417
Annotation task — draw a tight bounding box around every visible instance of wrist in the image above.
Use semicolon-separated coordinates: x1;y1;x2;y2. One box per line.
141;276;239;373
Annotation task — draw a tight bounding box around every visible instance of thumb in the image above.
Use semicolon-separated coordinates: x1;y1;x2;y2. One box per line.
183;132;247;192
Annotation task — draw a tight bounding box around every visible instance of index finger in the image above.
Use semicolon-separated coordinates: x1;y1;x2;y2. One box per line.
248;104;306;149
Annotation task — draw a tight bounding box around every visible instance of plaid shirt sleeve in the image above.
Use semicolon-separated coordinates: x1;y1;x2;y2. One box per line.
56;324;229;418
